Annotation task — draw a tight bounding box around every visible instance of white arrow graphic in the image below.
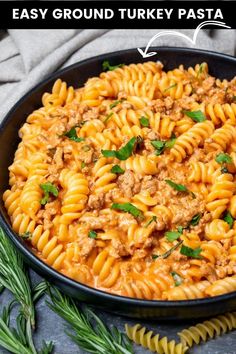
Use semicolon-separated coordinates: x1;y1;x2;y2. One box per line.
138;21;231;58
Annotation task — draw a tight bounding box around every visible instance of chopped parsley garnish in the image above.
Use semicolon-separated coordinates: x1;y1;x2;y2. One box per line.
223;211;234;229
152;240;183;260
81;162;86;169
188;213;202;227
165;231;181;242
102;60;124;72
110;99;125;109
63;126;85;142
197;63;205;77
164;83;177;92
176;214;201;234
40;182;59;205
88;230;97;239
151;140;165;155
102;137;136;160
139;116;149;127
151;134;176;156
180;245;202;259
20;231;32;240
152;254;159;260
215;153;233;164
144;216;157;228
162;240;183;259
171;272;183;286
177;226;184;234
165;179;195;198
182;110;206;122
165;179;188;192
111;165;125;174
111;203;144;219
165;134;177;149
104;112;113;124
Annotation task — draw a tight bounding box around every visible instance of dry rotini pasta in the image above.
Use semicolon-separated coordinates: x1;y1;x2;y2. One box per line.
3;59;236;300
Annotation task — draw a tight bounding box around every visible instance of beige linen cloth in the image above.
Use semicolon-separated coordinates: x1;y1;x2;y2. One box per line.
0;29;235;121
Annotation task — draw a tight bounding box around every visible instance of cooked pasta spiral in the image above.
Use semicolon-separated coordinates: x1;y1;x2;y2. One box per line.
126;324;188;354
169;121;214;162
4;59;236;301
178;312;236;348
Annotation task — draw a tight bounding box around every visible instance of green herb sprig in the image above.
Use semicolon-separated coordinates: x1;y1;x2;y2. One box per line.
151;134;176;156
182;110;206;122
139;116;149;127
223;211;234;229
165;179;195;198
40;183;59;206
62;126;85;142
152;240;183;260
47;287;134;354
0;228;35;328
102;61;124;72
111;203;143;219
110;99;125;109
102;137;136;161
180;245;202;259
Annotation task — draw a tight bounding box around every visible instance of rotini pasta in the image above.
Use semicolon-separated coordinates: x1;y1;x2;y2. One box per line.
125;324;188;354
3;59;236;300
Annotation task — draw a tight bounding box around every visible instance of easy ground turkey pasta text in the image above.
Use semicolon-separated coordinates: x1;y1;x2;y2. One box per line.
3;60;236;300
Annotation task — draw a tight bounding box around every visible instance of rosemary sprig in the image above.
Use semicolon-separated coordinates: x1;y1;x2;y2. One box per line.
0;303;53;354
47;287;134;354
0;228;35;328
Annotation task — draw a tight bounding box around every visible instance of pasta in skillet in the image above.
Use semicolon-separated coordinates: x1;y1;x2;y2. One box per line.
3;60;236;300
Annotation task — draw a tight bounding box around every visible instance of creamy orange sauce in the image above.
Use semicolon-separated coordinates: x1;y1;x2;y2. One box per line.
3;61;236;300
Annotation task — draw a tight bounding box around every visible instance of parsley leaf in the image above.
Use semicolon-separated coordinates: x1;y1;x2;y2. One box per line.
165;231;181;242
182;110;206;122
171;271;182;286
144;216;157;228
152;254;159;260
162;240;183;259
88;230;97;239
81;162;86;169
188;213;202;227
151;140;166;155
152;240;183;260
177;226;184;234
111;203;143;219
164;83;177;92
63;127;85;142
20;231;32;240
215;153;233;164
223;211;234;229
165;134;176;149
102;60;124;72
110;99;125;109
180;245;202;259
102;137;136;160
111;165;125;174
165;179;188;192
139;116;149;127
197;63;205;77
104;112;113;124
165;179;195;198
151;134;176;156
40;182;59;205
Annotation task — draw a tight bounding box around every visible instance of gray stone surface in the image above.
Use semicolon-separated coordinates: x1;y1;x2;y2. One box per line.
1;270;236;354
